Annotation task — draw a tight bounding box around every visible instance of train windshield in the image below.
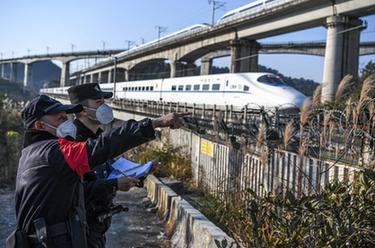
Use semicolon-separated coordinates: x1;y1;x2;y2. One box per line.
257;75;286;86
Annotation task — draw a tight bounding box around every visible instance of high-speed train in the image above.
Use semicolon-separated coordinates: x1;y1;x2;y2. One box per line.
113;24;210;59
217;0;280;24
41;73;306;109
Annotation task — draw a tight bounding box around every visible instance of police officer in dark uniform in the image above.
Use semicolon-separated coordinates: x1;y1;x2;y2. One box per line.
67;83;142;248
7;94;189;248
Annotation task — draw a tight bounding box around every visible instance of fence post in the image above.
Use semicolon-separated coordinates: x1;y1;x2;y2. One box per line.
229;105;233;123
243;105;248;125
224;105;228;122
212;104;216;121
202;104;206;119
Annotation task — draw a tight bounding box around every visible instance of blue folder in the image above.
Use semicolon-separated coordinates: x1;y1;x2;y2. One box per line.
107;157;153;180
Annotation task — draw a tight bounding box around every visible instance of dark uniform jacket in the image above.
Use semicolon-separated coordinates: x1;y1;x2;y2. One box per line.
74;119;118;248
15;118;155;247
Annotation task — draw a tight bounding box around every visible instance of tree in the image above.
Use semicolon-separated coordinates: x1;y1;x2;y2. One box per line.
360;60;375;81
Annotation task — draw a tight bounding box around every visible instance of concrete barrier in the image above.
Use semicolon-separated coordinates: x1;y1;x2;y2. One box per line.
146;175;240;248
146;175;178;220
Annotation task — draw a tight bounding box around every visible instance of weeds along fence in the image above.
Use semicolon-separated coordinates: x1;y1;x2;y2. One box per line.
167;128;362;199
0;97;24;186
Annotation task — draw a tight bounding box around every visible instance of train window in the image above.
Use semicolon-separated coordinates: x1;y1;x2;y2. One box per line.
178;85;184;91
123;87;127;91
193;84;200;91
212;84;220;91
131;87;134;91
185;85;192;91
202;84;210;91
257;75;286;86
146;86;149;91
142;86;145;91
172;85;176;91
150;86;154;91
244;85;249;91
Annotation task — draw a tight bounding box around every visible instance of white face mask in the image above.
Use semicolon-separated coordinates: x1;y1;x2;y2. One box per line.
87;103;114;125
43;120;77;139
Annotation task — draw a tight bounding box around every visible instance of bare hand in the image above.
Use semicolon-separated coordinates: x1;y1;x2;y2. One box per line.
152;112;191;129
117;175;139;192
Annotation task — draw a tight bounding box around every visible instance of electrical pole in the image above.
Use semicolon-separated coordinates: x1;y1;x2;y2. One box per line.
46;46;50;55
208;0;226;26
101;40;106;51
71;43;75;53
124;40;134;54
155;25;168;42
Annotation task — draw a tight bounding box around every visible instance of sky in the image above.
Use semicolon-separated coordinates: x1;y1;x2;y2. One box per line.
0;0;374;82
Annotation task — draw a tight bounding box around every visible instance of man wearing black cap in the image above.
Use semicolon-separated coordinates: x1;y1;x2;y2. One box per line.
67;83;141;248
8;94;189;248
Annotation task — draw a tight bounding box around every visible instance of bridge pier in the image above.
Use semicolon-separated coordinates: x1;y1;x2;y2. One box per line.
23;63;33;87
230;39;259;73
200;58;212;75
0;64;4;79
171;60;191;78
108;70;112;83
170;60;179;78
98;71;103;83
60;61;70;87
9;62;17;82
321;16;364;103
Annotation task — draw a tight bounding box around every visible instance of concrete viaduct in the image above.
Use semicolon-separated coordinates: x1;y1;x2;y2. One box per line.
2;0;375;103
0;50;124;87
62;0;375;103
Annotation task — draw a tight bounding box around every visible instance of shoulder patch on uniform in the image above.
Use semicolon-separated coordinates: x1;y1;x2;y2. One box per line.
57;138;91;177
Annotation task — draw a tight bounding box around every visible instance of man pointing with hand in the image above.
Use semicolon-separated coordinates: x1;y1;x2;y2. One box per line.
8;94;189;248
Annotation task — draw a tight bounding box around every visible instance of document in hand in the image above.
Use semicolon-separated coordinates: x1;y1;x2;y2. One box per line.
107;157;153;180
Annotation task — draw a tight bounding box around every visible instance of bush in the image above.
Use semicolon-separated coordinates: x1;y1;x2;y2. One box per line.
203;169;375;247
125;142;192;183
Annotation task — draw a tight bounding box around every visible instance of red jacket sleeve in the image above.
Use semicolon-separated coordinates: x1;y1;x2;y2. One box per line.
57;138;91;177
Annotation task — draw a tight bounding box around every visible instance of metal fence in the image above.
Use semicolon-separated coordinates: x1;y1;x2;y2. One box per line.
167;128;361;199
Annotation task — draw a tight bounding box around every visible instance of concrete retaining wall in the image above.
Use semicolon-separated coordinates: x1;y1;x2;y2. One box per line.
146;175;240;248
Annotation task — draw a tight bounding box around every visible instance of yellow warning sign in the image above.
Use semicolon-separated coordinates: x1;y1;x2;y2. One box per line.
201;139;214;157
